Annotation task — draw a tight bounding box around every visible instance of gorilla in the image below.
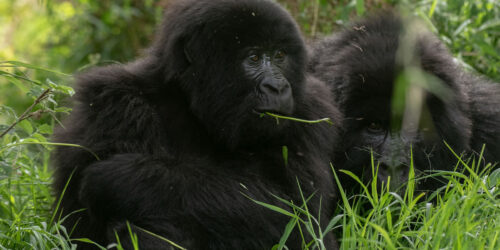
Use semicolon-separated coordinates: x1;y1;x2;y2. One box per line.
52;0;341;249
309;13;499;193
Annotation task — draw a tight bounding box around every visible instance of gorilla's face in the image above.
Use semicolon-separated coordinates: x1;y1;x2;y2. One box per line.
339;67;470;193
176;1;307;148
342;88;442;191
242;47;294;116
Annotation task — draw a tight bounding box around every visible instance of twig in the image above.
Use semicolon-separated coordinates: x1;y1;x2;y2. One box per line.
0;88;51;138
0;141;100;161
261;112;334;125
311;0;320;38
0;70;41;84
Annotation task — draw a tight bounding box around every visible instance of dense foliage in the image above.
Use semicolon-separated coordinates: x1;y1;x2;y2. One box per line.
0;0;498;249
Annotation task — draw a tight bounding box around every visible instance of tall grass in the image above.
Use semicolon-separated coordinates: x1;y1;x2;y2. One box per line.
253;152;499;249
0;61;75;249
335;156;499;249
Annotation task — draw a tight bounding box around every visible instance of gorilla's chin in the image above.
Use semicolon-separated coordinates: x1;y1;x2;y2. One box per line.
214;112;291;150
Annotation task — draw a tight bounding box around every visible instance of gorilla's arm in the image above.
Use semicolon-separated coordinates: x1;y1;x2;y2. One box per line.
78;155;186;249
78;155;169;220
51;65;173;245
78;154;199;248
78;154;268;218
78;154;295;249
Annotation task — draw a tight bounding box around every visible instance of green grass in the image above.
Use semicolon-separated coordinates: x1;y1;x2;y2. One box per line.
335;159;499;249
1;139;498;249
0;64;499;249
247;152;499;249
0;61;75;249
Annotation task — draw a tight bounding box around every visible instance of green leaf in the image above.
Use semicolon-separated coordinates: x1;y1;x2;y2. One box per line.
2;74;29;92
428;0;438;18
18;120;33;134
32;133;48;144
478;19;500;32
356;0;365;16
54;107;73;114
0;61;71;76
452;19;472;38
277;217;298;250
368;222;396;250
391;72;409;131
487;168;500;189
244;193;297;218
475;40;500;59
46;78;75;96
0;69;41;85
37;124;53;134
282;145;288;167
323;214;343;237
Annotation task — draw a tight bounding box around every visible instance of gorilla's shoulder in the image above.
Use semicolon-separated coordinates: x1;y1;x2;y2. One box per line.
303;76;335;107
75;63;138;88
73;63;147;104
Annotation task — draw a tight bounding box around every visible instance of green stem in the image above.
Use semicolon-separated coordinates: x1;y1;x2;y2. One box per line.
262;112;333;125
1;141;100;160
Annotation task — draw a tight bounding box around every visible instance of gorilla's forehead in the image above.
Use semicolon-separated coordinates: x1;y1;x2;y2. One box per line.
345;94;390;114
160;0;305;55
345;66;396;97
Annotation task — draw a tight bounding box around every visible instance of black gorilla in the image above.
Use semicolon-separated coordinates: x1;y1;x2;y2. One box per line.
309;13;499;193
52;0;341;249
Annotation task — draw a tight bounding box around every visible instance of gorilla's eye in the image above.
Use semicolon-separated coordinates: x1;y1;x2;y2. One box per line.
275;50;286;60
249;54;260;62
367;122;384;133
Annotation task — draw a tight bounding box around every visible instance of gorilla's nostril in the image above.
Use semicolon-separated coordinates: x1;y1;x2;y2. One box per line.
378;163;392;172
260;79;290;96
256;81;294;116
260;82;280;94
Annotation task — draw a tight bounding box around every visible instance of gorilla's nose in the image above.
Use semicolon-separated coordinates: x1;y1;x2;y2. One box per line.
260;78;291;96
258;78;293;115
378;163;409;191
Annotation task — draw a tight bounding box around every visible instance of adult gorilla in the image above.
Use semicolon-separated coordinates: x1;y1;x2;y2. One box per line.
309;13;499;193
52;0;341;249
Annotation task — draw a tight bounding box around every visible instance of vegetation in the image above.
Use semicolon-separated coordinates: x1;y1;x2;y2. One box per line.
0;0;498;249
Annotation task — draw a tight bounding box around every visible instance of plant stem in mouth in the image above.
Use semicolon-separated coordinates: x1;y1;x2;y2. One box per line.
260;112;334;125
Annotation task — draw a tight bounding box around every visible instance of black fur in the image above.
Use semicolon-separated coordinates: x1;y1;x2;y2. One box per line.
464;75;500;164
52;0;341;249
309;13;499;193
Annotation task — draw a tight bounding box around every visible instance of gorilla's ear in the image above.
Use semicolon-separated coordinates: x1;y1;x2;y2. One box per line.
164;34;193;77
183;31;204;65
